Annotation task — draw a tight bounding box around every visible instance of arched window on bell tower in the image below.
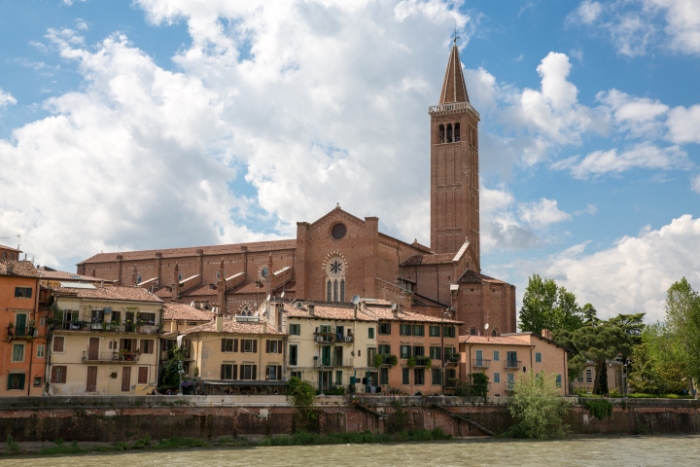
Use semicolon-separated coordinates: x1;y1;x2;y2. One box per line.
454;123;460;142
439;124;445;143
325;257;346;302
446;124;453;143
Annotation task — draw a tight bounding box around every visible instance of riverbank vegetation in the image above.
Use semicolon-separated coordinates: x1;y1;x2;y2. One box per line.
504;371;569;439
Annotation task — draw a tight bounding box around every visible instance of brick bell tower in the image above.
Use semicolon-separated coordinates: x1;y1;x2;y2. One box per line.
429;38;481;261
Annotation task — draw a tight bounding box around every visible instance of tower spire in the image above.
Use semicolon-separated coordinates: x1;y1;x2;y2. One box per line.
439;41;469;104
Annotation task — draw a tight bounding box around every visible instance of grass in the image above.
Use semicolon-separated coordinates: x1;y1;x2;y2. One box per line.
1;429;451;458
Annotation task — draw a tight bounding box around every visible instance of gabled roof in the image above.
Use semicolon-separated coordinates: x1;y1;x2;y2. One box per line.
0;260;39;278
401;253;454;266
37;266;114;283
78;239;297;265
181;319;285;336
0;244;22;253
439;42;469;104
457;269;508;285
52;285;163;303
162;303;214;322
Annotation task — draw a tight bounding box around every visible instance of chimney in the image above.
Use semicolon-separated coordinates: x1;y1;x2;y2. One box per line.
262;321;268;334
170;319;177;333
171;262;181;303
308;304;314;316
216;313;223;332
541;329;552;340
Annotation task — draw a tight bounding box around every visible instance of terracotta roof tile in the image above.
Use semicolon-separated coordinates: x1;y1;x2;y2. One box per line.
163;303;214;322
78;239;297;264
401;253;454;266
459;335;533;346
52;285;163;303
0;260;39;278
232;281;267;295
181;318;285;336
37;266;114;282
366;306;463;324
0;244;22;253
284;303;376;322
182;283;219;297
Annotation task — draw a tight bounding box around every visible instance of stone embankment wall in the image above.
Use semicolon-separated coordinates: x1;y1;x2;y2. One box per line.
0;396;697;442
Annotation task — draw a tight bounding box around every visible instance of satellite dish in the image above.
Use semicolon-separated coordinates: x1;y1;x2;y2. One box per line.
266;294;271;302
391;303;397;311
280;291;285;298
351;295;361;305
484;323;490;330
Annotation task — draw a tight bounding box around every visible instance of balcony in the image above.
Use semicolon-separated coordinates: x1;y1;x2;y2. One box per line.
444;353;461;366
505;383;516;392
504;360;522;370
7;325;37;340
414;356;431;367
82;351;140;363
53;321;162;334
314;332;354;344
472;359;491;369
313;357;353;368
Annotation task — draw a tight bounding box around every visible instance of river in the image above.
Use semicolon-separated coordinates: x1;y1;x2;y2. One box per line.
2;436;698;466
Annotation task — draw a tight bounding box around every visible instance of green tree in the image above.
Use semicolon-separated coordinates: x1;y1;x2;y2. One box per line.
506;372;569;439
519;275;584;335
628;323;688;394
665;278;700;386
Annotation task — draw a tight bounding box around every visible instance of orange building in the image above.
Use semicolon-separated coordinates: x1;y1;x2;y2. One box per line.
0;260;46;395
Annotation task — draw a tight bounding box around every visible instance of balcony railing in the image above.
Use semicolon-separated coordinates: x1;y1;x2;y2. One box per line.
314;332;354;344
444;353;461;365
504;360;522;370
313;357;353;368
473;359;491;369
53;321;162;334
82;351;140;363
7;325;37;340
414;356;431;367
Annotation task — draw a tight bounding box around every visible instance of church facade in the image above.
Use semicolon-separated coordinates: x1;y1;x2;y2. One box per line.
77;42;516;337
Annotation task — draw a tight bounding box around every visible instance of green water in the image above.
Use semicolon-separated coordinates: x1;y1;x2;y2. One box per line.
2;436;699;466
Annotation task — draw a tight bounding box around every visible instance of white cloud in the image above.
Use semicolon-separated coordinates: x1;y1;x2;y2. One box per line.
568;0;604;25
666;104;700;144
692;173;700;194
531;215;700;321
597;89;669;138
518;198;571;228
480;184;539;251
552;143;690;179
0;88;17;106
646;0;700;55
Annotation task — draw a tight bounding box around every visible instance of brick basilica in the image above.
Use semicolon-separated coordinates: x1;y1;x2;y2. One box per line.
77;41;516;337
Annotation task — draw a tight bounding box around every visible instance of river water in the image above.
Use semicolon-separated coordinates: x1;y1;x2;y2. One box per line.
2;436;699;467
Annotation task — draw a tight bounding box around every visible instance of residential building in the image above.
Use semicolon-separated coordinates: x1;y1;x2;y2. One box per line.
572;360;624;394
47;285;163;395
170;314;287;395
36;265;116;288
0;243;22;261
0;260;45;395
459;330;569;396
75;41;517;337
162;302;213;334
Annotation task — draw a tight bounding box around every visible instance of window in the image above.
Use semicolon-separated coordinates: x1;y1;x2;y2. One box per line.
111;311;121;324
91;309;104;323
7;373;25;390
446;369;456;382
331;223;346;239
556;374;562;388
240;364;257;380
443;326;455;338
291;371;302;379
378;323;391;335
429;325;440;337
368;327;375;339
33;377;42;387
535;352;542;363
493;373;500;383
140;340;154;354
475;349;483;366
289;323;301;335
493;350;500;361
413;346;424;357
380;367;389;385
267;365;282;381
335;370;342;386
577;373;584;383
445;347;456;359
399;323;411;336
12;344;24;362
400;345;411;359
14;287;32;298
138;367;148;384
414;368;425;385
327;280;332;301
40;316;46;327
507;373;514;387
221;338;235;352
378;344;391;355
586;369;593;383
430;346;442;360
36;345;45;358
432;368;442;385
139;313;156;325
402;368;410;385
326;257;346;302
51;366;67;384
506;351;518;367
289;345;299;366
413;325;424;337
221;364;237;380
242;339;257;353
266;339;282;354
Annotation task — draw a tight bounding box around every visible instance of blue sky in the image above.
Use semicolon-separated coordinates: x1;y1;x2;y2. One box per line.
1;0;699;321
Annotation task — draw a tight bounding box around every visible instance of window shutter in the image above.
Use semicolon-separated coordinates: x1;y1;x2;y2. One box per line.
253;340;257;353
278;340;283;353
221;364;225;380
51;366;57;383
221;339;226;352
233;364;238;380
252;365;257;380
277;365;282;380
266;340;270;353
233;339;238;352
6;375;11;390
53;336;64;352
132;339;138;352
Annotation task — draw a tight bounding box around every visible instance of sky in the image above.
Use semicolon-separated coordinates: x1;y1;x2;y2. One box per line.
1;0;699;322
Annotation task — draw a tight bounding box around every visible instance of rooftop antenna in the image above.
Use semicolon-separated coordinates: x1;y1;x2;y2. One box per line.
453;20;459;44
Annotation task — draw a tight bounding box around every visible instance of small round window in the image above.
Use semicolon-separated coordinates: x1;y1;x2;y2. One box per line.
216;270;221;280
261;267;269;278
332;223;347;239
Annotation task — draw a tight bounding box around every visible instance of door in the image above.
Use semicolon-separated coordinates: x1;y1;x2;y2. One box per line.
88;337;99;360
321;346;331;366
86;366;97;392
475;349;483;367
121;367;131;392
15;314;27;337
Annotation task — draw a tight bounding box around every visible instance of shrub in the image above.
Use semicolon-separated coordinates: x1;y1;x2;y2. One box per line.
505;371;569;439
6;435;20;454
585;399;613;420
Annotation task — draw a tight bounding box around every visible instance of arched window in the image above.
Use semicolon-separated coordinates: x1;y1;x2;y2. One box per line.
446;124;453;143
327;280;332;302
340;280;345;302
454;123;460;142
491;329;497;337
333;280;338;302
1;252;6;260
438;124;445;143
10;253;15;260
325;256;346;303
470;328;477;336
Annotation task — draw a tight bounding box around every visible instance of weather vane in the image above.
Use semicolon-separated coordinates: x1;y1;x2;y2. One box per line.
453;22;459;44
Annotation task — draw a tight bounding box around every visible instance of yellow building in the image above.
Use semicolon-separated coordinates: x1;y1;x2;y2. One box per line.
284;301;378;392
174;314;287;395
48;285;163;395
162;302;213;334
459;331;569;396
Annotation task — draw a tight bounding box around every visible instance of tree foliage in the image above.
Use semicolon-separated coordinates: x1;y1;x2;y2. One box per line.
286;377;317;421
665;278;700;384
506;372;569;439
628;323;688;394
519;274;584;335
